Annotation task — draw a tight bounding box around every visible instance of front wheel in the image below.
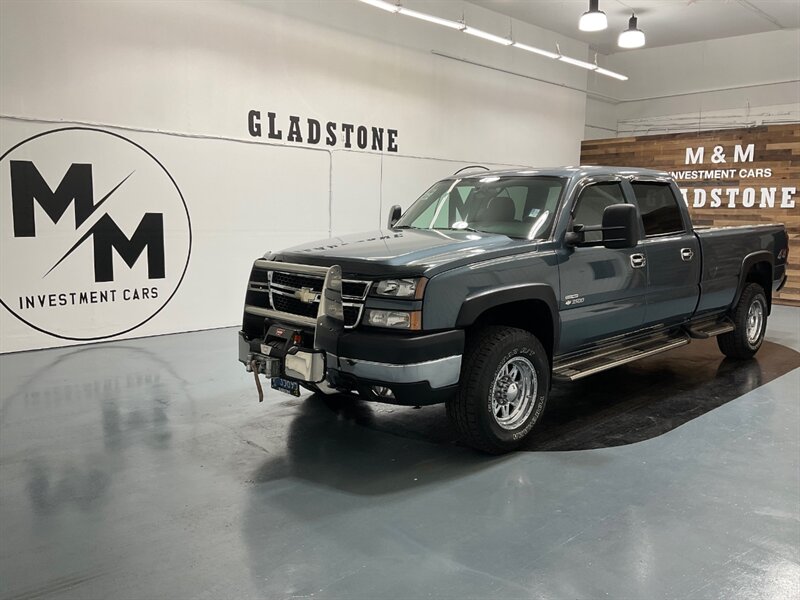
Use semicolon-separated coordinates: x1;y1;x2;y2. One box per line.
717;283;768;359
447;326;550;454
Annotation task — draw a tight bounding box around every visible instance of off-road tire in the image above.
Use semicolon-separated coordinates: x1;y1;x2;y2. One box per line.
717;283;768;359
447;326;550;454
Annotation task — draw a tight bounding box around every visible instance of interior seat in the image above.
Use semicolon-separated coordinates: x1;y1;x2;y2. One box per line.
477;196;516;221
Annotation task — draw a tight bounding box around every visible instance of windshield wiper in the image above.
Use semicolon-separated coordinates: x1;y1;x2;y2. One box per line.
434;227;525;239
433;226;482;233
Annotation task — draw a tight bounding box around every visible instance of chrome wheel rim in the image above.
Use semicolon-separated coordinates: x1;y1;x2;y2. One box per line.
746;299;764;345
491;356;537;430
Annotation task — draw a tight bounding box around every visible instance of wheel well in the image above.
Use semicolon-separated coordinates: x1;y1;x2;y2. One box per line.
745;261;772;311
469;300;554;361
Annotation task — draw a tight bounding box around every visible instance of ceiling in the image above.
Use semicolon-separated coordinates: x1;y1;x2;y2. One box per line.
469;0;800;54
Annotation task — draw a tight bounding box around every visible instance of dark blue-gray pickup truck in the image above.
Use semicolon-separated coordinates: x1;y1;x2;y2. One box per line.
239;166;789;453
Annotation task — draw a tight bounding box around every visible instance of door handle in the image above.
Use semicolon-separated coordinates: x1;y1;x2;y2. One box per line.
681;248;694;262
630;253;646;269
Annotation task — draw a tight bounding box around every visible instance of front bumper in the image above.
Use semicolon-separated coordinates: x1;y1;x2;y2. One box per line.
331;353;461;389
239;259;464;405
238;329;463;405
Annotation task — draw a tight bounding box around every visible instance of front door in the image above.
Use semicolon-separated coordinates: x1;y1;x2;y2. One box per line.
626;179;701;327
557;180;648;354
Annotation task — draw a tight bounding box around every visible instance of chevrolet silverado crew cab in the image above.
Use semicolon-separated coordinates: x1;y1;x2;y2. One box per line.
239;166;789;453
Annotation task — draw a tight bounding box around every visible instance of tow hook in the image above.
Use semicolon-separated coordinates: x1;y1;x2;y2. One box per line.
250;359;264;402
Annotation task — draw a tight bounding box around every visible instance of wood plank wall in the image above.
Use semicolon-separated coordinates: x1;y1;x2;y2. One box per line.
581;124;800;306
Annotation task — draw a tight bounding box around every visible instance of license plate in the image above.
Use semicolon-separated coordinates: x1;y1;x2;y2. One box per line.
271;377;300;397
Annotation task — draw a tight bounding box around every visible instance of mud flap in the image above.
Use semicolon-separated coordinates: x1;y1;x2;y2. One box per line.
314;264;345;360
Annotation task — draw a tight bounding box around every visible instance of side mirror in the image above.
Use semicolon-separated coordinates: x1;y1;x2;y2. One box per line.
387;205;402;229
601;204;639;249
564;225;585;246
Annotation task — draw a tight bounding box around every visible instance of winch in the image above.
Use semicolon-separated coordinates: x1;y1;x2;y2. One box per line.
243;264;344;401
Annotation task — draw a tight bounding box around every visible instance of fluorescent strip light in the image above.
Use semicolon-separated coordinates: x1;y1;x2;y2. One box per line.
595;67;628;81
513;42;559;59
358;0;399;13
463;26;513;46
558;55;597;70
398;7;463;30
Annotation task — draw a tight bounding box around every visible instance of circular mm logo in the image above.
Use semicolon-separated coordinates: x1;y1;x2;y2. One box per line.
0;127;192;340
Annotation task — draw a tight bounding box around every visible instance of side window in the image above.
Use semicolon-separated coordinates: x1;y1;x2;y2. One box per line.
572;182;626;243
631;182;685;236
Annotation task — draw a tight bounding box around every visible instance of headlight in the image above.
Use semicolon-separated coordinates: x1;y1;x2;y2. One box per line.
365;309;421;330
373;277;426;299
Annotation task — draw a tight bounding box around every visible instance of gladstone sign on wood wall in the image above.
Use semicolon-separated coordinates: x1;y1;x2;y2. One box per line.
581;124;799;306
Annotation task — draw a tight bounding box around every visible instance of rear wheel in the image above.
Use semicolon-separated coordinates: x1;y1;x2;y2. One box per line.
447;326;550;454
717;283;768;359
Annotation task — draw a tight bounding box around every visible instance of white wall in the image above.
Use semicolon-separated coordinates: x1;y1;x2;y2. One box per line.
584;29;800;139
0;0;589;352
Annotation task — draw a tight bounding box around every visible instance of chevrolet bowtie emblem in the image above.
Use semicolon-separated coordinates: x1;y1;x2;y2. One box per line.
294;287;319;304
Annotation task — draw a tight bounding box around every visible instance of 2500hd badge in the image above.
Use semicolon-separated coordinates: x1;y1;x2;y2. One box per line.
239;166;789;453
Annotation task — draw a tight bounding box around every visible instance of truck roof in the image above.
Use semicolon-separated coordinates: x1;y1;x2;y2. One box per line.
455;165;670;183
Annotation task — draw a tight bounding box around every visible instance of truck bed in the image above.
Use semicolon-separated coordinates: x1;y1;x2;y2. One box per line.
694;223;788;314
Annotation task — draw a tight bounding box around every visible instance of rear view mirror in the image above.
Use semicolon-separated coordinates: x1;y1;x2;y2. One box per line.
602;204;639;249
387;205;402;229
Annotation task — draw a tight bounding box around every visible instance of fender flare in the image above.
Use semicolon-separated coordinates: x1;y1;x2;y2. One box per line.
455;283;560;351
732;250;774;311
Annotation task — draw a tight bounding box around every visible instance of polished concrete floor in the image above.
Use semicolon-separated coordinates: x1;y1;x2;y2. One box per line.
1;307;798;599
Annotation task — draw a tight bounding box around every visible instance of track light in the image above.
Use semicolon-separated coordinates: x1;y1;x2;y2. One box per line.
595;67;628;81
463;26;513;46
618;13;646;48
558;55;597;70
579;0;607;32
358;0;399;13
513;42;559;59
398;7;463;29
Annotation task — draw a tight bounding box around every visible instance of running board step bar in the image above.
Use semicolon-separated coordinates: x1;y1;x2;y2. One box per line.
553;332;691;382
685;317;735;339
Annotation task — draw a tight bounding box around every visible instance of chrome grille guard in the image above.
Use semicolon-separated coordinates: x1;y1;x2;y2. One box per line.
243;260;346;350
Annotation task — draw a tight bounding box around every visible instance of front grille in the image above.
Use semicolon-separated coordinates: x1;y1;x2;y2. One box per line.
271;293;318;319
271;293;361;326
270;271;369;300
271;271;322;293
248;268;369;328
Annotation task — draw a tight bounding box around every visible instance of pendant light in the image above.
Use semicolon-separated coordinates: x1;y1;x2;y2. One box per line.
579;0;608;32
618;13;646;48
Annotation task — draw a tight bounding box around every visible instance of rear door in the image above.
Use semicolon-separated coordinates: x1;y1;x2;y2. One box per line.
557;179;648;353
626;179;701;327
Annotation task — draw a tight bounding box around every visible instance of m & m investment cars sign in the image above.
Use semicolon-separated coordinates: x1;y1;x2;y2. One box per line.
580;124;800;305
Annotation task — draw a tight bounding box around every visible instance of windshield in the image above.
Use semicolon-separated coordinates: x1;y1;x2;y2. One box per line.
395;176;565;239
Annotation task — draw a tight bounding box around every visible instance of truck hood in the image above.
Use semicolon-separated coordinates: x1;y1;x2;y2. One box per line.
271;228;536;276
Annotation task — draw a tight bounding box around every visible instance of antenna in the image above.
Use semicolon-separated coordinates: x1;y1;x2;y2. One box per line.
452;165;490;176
